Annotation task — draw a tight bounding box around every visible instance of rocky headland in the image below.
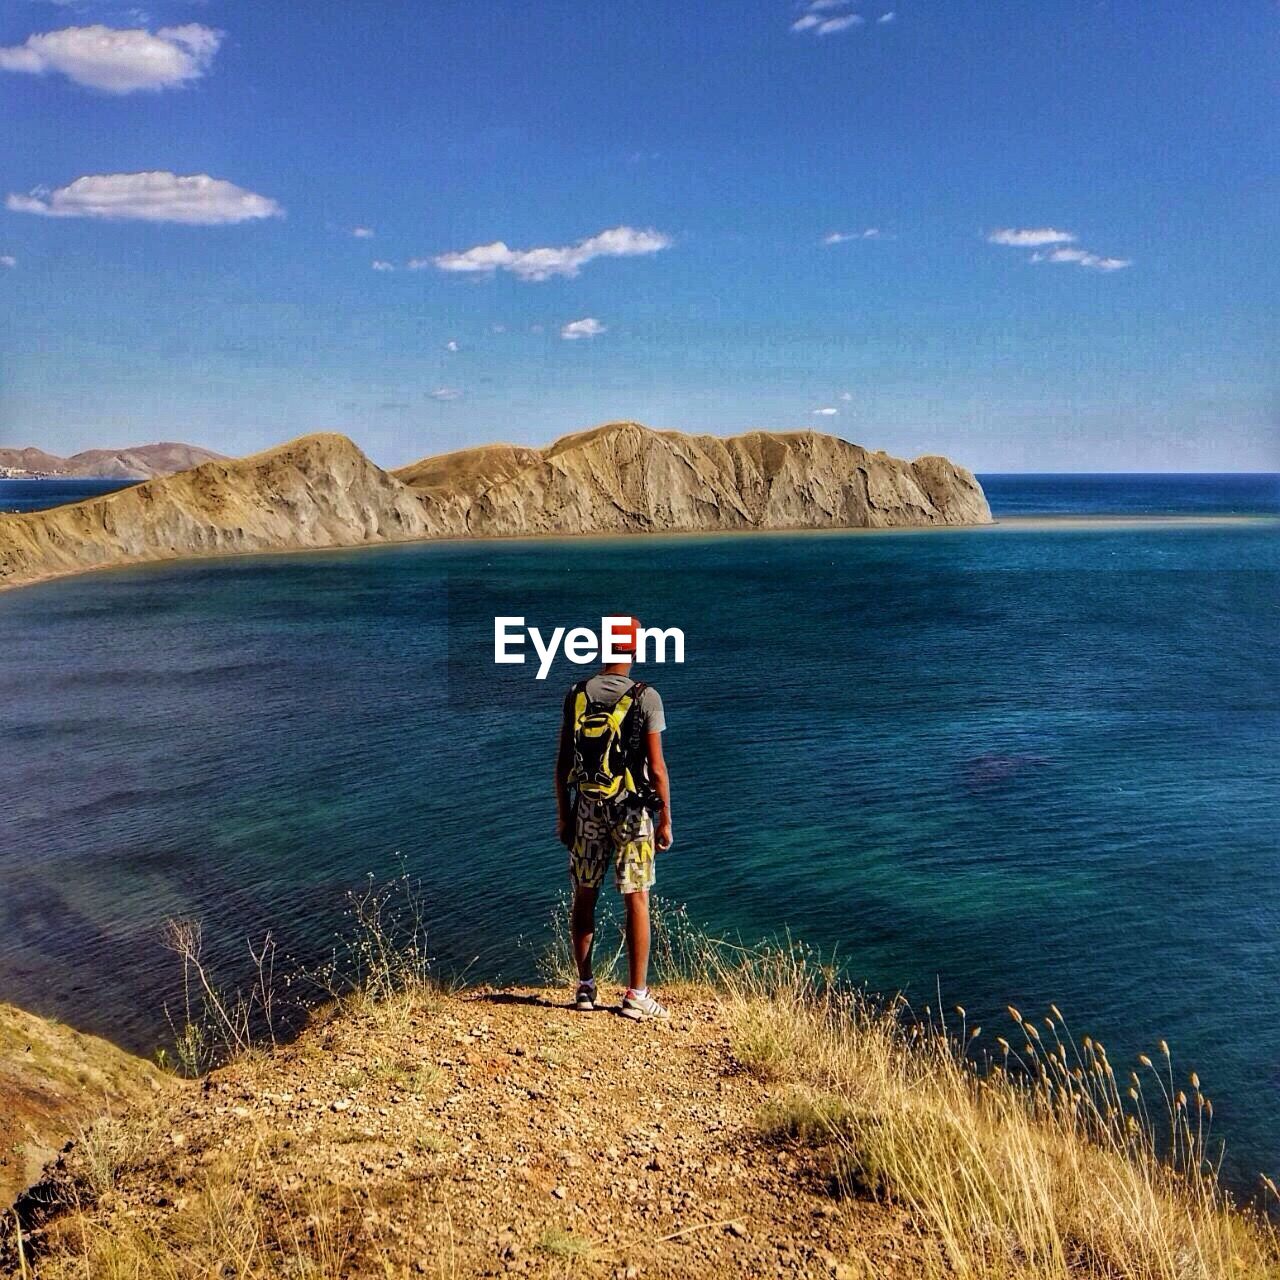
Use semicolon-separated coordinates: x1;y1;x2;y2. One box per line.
0;422;991;591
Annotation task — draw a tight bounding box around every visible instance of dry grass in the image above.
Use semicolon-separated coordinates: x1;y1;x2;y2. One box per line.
539;895;1280;1277
699;939;1280;1280
14;889;1280;1279
23;1086;457;1280
35;1149;372;1279
9;875;455;1280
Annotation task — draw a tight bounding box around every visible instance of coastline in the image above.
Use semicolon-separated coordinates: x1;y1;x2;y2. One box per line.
2;512;1274;599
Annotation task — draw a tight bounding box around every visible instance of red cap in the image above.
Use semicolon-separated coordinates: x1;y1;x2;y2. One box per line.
608;615;640;655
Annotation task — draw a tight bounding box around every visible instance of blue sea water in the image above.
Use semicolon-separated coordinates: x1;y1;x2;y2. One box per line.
4;472;1279;518
0;478;135;514
980;472;1280;518
0;476;1277;1190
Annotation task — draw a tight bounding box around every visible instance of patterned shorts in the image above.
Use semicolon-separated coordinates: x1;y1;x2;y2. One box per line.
569;797;657;895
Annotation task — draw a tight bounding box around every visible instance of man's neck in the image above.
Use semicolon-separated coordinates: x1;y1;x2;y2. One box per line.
601;661;633;677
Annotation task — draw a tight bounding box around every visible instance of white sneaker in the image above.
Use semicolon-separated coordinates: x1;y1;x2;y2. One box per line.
620;988;668;1021
573;979;597;1011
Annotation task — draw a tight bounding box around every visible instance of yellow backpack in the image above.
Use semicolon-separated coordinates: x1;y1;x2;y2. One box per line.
569;679;647;801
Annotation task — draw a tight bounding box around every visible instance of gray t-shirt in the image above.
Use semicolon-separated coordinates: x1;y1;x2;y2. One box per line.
565;673;665;735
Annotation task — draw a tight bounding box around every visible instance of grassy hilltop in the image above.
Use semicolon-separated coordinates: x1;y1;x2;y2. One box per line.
4;913;1278;1279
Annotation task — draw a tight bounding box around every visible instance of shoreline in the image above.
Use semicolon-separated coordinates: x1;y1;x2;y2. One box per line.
1;511;1276;598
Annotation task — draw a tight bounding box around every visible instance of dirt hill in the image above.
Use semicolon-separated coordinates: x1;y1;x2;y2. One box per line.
0;423;990;592
0;1002;167;1213
395;422;991;536
7;974;1276;1277
0;433;441;591
0;442;226;479
9;985;915;1279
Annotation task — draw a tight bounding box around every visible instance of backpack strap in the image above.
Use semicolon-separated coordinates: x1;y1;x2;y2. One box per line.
624;682;647;737
620;682;652;798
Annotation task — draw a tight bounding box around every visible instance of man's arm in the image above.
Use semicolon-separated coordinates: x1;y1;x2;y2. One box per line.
555;712;575;846
646;730;673;850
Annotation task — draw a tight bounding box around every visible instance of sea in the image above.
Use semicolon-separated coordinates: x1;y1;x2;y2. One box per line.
0;477;134;514
1;473;1277;1190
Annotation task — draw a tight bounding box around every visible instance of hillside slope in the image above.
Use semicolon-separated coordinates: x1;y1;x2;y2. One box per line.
11;985;915;1278
0;1002;167;1212
0;433;441;590
396;421;991;536
0;442;226;479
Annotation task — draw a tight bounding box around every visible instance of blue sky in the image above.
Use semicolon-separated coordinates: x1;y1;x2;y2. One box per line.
1;1;1276;471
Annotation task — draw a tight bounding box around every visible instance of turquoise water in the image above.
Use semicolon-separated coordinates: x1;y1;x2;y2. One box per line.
0;489;1277;1189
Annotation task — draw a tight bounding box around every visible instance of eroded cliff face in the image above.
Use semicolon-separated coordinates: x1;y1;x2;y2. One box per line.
398;422;991;535
0;434;439;589
0;423;990;590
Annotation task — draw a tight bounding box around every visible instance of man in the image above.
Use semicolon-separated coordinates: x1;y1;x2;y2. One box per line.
555;616;673;1020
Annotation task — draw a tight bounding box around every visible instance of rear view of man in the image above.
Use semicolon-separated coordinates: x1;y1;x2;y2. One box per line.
555;616;673;1020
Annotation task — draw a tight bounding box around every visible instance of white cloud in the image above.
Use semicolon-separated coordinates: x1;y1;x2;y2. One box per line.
491;323;506;334
812;406;839;416
987;227;1077;247
1032;246;1132;271
989;226;1131;271
823;228;881;245
429;386;462;401
445;339;459;352
431;225;671;282
878;11;896;22
839;391;853;401
352;226;374;239
7;171;282;224
0;23;221;93
791;2;867;36
561;317;606;340
371;259;394;271
0;255;15;268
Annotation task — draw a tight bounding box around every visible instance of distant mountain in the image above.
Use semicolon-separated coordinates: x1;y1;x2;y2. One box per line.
0;442;226;479
0;423;991;590
0;447;67;476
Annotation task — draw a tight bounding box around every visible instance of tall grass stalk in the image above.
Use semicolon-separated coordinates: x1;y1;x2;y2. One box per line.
161;871;438;1076
690;930;1280;1280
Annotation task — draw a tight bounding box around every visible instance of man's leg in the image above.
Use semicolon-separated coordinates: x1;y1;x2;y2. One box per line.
568;797;608;997
571;882;599;981
623;889;650;992
613;805;665;1017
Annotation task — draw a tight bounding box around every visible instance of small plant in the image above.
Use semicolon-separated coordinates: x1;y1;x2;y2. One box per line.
76;1111;164;1199
307;871;444;1028
758;1089;855;1142
159;867;441;1076
161;918;281;1075
537;1226;593;1259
